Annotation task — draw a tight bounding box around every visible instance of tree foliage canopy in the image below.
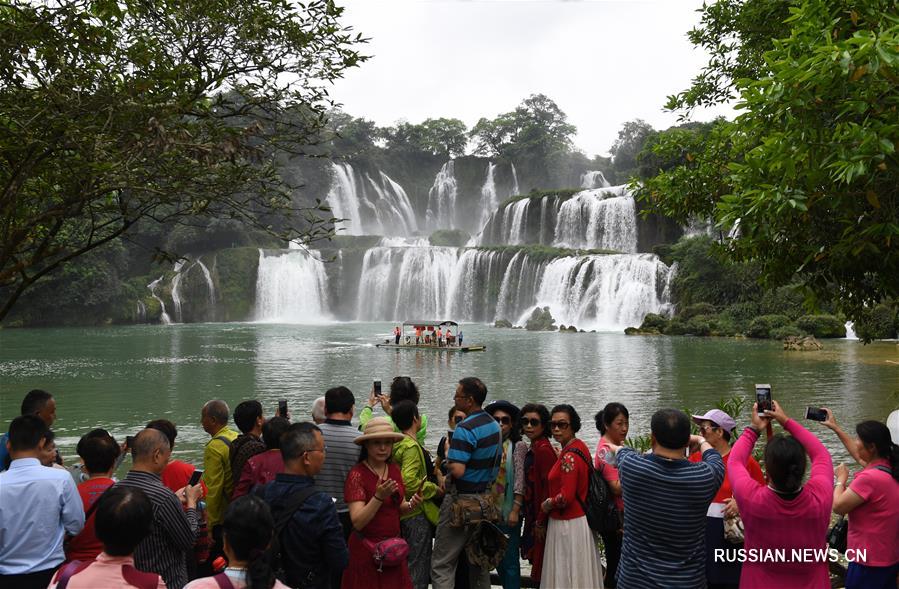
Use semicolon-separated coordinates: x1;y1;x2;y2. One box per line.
637;0;899;324
0;0;365;319
383;118;468;157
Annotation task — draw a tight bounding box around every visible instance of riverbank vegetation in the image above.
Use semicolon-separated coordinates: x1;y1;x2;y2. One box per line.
630;0;899;339
628;235;899;340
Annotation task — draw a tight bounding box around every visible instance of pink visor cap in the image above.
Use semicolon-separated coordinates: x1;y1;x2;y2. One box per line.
691;409;736;433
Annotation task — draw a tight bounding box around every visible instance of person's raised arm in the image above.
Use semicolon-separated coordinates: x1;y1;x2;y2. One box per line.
772;402;833;495
728;403;768;506
821;408;866;466
832;463;866;515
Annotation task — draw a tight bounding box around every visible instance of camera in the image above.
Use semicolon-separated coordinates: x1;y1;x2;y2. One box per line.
755;384;773;415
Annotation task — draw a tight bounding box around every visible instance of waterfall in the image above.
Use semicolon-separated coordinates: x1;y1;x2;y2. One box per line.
521;254;673;331
426;161;458;230
510;163;520;197
136;300;147;323
170;274;184;323
356;246;460;321
553;188;637;252
378;237;430;247
255;249;330;323
495;250;547;322
326;162;364;235
365;171;419;236
844;321;858;340
477;163;499;231
580;170;611;189
446;249;508;322
147;277;172;325
507;200;531;245
196;259;216;308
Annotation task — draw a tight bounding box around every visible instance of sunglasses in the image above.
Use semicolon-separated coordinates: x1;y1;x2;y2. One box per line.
549;421;571;430
493;415;512;425
453;415;464;424
521;418;542;428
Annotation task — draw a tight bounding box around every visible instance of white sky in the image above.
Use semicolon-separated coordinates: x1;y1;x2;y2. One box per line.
329;0;735;158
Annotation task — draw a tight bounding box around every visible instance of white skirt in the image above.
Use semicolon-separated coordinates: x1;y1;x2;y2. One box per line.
541;515;605;588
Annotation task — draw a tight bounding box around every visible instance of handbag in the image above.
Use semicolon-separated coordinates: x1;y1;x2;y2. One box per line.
723;512;745;544
450;494;500;528
359;535;410;572
827;515;848;553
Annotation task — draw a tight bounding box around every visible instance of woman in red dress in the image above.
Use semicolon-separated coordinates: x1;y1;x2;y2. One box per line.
342;417;421;589
519;403;557;584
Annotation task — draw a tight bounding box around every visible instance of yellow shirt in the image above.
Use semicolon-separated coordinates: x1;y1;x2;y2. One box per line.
203;425;238;528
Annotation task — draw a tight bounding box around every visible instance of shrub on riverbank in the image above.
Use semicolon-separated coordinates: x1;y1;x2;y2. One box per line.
628;235;857;340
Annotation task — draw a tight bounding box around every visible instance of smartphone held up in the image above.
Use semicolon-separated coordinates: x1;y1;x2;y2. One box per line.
806;407;828;422
755;384;773;415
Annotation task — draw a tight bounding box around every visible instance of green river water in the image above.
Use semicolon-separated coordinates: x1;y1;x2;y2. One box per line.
1;323;897;467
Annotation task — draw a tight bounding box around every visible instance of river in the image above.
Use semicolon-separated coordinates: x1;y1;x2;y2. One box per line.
1;323;896;467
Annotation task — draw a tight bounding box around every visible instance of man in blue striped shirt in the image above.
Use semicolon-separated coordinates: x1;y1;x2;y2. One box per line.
616;409;725;589
431;377;502;589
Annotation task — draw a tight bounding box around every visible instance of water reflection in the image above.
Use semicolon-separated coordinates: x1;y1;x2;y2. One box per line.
1;324;896;466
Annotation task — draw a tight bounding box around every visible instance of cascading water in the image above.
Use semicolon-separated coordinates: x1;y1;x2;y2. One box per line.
255;249;330;323
495;250;547;322
356;246;460;320
326;162;364;235
522;254;674;331
147;277;172;325
446;249;508;322
365;171;419;236
170;260;186;323
553;188;637;252
510;163;520;197
580;170;611;189
426;161;458;230
196;259;216;308
477;163;499;231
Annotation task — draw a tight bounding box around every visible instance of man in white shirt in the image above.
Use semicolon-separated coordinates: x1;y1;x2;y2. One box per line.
0;415;84;589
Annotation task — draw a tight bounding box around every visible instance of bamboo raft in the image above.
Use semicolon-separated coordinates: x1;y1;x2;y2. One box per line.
377;319;486;352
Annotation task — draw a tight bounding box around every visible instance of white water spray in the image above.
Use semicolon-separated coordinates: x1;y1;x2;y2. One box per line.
255;249;331;323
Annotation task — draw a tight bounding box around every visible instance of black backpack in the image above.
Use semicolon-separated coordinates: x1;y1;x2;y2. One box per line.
256;484;321;587
565;446;622;537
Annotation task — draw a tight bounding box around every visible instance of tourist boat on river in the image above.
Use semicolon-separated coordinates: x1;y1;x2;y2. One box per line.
376;320;486;352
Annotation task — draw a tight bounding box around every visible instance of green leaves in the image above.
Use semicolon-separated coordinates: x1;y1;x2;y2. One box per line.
642;0;899;326
0;0;366;319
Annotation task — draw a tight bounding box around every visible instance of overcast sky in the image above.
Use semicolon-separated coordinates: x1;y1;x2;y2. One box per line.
328;0;735;158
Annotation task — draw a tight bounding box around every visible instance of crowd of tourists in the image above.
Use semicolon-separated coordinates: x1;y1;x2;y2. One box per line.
0;380;897;589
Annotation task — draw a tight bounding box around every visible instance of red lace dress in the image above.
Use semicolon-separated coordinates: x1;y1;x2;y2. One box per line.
341;462;412;589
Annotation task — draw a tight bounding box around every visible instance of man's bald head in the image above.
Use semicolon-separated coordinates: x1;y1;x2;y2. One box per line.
131;428;171;474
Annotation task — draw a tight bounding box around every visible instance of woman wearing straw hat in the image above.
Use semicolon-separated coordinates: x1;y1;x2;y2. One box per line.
342;417;421;589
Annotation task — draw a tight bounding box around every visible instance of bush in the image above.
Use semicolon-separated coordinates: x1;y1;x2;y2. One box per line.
719;302;762;333
853;304;898;340
429;229;470;247
770;324;804;340
759;286;806;319
684;316;712;336
525;306;557;331
640;313;669;331
663;318;689;335
709;316;739;336
746;315;791;338
681;302;717;320
494;319;513;328
795;315;846;338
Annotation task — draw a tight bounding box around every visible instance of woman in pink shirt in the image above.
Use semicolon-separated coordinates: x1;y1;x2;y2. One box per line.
728;401;833;589
827;414;899;589
593;402;628;588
